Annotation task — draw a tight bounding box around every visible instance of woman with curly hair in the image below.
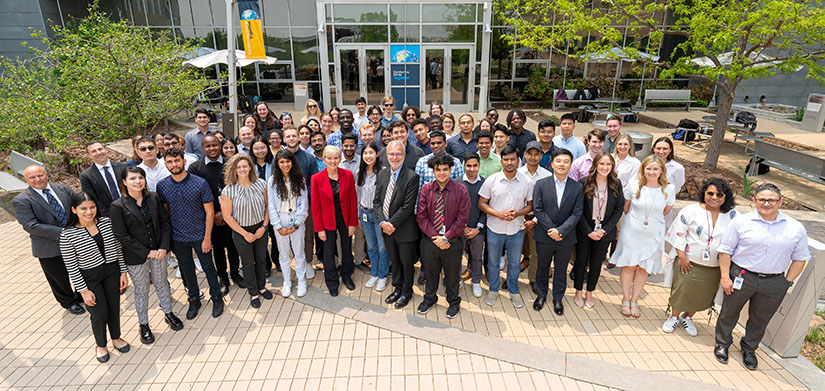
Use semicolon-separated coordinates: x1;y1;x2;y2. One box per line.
268;149;310;297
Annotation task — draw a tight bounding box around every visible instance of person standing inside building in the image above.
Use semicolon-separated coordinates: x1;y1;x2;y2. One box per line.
713;183;809;370
13;165;85;315
80;141;126;217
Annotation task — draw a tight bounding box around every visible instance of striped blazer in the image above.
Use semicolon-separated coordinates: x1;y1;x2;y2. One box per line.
60;217;126;291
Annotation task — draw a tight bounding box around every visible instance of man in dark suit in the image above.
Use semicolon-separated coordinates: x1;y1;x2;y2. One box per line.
79;141;127;217
375;141;420;309
12;165;85;314
532;148;583;315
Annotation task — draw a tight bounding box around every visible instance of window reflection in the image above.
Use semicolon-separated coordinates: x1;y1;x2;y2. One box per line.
292;28;320;80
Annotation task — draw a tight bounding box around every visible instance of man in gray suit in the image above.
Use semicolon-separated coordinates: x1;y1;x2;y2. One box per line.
13;165;85;314
79;141;127;217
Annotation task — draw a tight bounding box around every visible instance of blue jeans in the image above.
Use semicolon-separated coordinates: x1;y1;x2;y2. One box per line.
486;230;525;294
360;207;389;278
172;240;222;301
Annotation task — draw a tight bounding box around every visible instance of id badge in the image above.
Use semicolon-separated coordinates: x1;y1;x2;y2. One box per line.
594;223;602;231
439;226;446;235
362;212;369;223
701;250;710;262
733;276;744;290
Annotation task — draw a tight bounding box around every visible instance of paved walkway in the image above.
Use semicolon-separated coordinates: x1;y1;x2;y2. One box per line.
0;219;812;390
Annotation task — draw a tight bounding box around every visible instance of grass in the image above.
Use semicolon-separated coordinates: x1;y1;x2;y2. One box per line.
803;312;825;371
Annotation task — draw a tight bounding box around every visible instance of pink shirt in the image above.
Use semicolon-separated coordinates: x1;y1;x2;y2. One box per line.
569;154;594;181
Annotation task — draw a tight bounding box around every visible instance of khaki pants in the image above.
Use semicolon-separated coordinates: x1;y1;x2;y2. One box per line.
523;229;539;282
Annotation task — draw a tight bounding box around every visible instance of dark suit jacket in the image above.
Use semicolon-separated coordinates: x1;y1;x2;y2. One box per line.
110;192;171;265
310;168;358;232
533;176;584;245
576;178;625;243
80;161;127;216
12;184;74;258
373;166;420;243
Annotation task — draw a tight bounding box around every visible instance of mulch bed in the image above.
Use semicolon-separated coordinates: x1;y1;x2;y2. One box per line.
762;137;820;152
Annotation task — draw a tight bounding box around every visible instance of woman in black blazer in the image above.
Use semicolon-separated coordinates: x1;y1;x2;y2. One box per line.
110;166;183;346
574;152;625;308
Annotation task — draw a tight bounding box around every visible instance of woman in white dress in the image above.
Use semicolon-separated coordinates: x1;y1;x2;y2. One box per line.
653;137;685;225
609;155;675;318
606;134;641;268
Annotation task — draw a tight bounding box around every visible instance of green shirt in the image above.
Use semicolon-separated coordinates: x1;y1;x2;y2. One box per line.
478;152;502;179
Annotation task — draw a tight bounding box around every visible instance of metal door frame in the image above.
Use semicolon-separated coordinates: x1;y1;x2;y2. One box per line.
333;44;389;110
421;44;476;113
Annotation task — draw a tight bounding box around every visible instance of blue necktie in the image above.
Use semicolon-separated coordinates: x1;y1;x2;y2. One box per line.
103;166;120;201
43;188;67;226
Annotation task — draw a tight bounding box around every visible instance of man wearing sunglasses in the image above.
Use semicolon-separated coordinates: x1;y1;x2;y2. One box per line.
714;183;810;370
136;136;171;192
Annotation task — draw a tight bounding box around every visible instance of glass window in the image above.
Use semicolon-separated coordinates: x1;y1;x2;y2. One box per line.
130;0;149;25
422;4;476;23
325;4;332;23
489;82;510;101
262;0;289;26
264;28;291;60
515;62;547;78
259;82;294;103
334;4;387;23
188;0;212;27
288;0;316;27
390;3;419;22
240;82;259;97
258;64;293;80
98;0;132;23
210;0;234;27
176;27;215;46
145;0;174;26
515;47;550;60
390;25;419;43
292;28;320;80
422;25;474;43
335;25;388;43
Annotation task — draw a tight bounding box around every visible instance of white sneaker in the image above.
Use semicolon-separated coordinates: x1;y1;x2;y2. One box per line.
500;256;506;270
175;267;181;279
365;276;379;288
281;283;291;298
168;257;178;268
296;282;307;297
472;283;483;298
305;263;316;279
662;316;679;333
681;316;698;337
194;258;204;273
375;278;387;292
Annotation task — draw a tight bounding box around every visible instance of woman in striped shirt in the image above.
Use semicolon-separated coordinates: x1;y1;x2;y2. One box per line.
221;153;272;308
59;192;129;363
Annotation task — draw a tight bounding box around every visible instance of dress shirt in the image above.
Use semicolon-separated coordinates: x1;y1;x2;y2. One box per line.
414;153;465;191
237;143;252;155
507;128;537;158
554;175;568;208
478;171;534;235
569;153;595;181
314;154;326;171
156;173;213;242
553;135;587;160
137;159;171;192
717;211;811;273
416;180;470;240
478;153;502;179
538;144;558;169
615;155;641;190
353;112;369;131
340;155;361;177
356;170;377;209
665;160;686;194
327;128;363;150
33;184;66;210
446;133;479;161
93;161;121;198
185;128;212;159
517;165;551;183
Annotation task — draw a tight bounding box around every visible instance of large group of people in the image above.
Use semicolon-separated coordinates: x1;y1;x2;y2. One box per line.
13;98;809;371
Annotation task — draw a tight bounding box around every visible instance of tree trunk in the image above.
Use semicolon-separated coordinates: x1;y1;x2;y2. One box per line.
703;88;735;170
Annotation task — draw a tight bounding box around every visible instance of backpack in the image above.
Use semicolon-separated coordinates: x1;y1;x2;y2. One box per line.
587;87;600;99
555;89;569;101
677;118;700;129
735;111;757;132
671;128;695;141
746;156;770;175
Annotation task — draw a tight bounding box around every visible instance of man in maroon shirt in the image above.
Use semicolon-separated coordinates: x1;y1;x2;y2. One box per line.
415;154;470;318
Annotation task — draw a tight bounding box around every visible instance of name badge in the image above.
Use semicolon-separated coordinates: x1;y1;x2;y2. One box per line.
701;250;710;262
439;226;446;235
594;223;602;232
733;276;744;290
362;212;369;223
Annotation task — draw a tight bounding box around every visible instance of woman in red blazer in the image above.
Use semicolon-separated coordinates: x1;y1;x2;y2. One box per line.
311;145;358;296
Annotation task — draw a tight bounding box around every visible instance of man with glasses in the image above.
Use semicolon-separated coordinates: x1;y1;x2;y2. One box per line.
714;183;810;370
378;120;424;170
136;136;171;192
603;115;623;153
446;114;479;161
163;134;197;169
505;109;536;159
536;120;558;170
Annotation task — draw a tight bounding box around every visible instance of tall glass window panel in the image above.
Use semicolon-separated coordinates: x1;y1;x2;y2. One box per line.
292;28;320;80
258;64;293;80
288;0;316;27
210;0;236;27
259;82;295;103
422;25;474;43
212;29;243;51
177;27;216;48
264;28;292;61
145;0;175;26
489;82;510;102
335;25;388;43
390;3;419;23
490;28;513;79
334;4;387;23
366;49;386;104
262;0;289;26
129;0;149;25
240;82;259;98
422;4;476;23
515;62;547;79
98;0;133;23
425;49;445;104
450;49;471;106
339;49;360;106
391;25;419;43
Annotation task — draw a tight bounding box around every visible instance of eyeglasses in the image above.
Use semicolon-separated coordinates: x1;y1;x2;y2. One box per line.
307;104;317;108
705;191;725;198
138;146;156;152
387;152;404;157
383;104;394;107
755;198;780;205
368;112;381;116
459;121;474;125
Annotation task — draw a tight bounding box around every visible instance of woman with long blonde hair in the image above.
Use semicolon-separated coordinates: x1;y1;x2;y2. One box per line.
301;99;321;125
608;155;675;318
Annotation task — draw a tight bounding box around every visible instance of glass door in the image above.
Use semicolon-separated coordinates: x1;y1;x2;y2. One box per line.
422;46;475;113
335;46;388;110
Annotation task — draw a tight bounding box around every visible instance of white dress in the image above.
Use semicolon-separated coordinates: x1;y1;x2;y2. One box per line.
664;160;685;226
609;181;676;274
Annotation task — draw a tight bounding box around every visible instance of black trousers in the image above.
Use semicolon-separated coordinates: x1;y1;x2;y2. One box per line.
421;238;463;306
39;256;82;308
212;224;240;280
80;262;121;347
536;241;574;300
386;234;416;297
232;222;268;296
322;224;353;291
715;263;790;352
574;235;612;292
265;225;281;271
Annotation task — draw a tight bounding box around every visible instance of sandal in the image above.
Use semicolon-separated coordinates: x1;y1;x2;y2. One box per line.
630;302;641;318
621;300;631;317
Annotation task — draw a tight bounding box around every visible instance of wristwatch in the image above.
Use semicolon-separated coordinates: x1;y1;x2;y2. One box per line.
787;280;794;287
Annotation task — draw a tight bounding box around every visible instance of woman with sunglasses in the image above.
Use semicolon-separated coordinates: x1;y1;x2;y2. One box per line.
301;99;320;125
662;178;737;337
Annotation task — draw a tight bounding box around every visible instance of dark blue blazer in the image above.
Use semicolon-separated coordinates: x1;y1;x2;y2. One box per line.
532;175;584;245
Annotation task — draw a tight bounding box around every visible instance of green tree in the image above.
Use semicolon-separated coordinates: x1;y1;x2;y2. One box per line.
0;3;214;152
496;0;825;169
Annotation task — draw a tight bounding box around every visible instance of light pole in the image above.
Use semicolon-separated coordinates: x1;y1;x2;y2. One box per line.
226;0;238;131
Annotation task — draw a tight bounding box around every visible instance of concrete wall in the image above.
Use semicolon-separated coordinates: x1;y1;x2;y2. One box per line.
736;70;825;108
0;0;50;59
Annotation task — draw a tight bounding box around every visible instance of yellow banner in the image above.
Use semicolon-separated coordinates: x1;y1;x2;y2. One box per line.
241;19;265;59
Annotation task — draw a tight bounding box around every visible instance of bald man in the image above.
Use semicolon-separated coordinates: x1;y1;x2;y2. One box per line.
13;165;85;314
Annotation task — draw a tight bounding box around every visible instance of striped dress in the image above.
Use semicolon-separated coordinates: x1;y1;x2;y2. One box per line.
59;217;127;291
221;179;268;227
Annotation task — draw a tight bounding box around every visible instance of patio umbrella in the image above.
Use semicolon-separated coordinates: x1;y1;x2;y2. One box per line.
183;49;278;68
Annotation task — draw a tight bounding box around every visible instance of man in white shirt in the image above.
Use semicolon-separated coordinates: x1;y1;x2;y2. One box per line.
553;113;587;160
518;141;552;293
236;126;255;155
136;136;171;192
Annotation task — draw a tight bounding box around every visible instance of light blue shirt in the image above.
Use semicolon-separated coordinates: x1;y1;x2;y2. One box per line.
717;210;811;274
554;175;567;208
552;135;587;160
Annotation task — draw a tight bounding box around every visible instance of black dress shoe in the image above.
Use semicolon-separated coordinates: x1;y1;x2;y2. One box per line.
417;302;433;314
67;303;86;315
714;345;729;364
220;278;230;296
186;300;201;320
231;273;247;289
139;324;155;345
553;299;564;315
164;312;184;331
533;297;546;311
344;279;356;291
96;352;110;363
211;299;224;318
250;297;261;308
114;341;130;353
385;290;401;304
742;350;758;370
394;295;411;309
417;273;427;285
329;287;339;297
356;263;371;273
530;282;538;295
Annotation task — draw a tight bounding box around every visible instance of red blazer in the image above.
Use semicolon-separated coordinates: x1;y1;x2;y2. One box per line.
311;168;358;232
